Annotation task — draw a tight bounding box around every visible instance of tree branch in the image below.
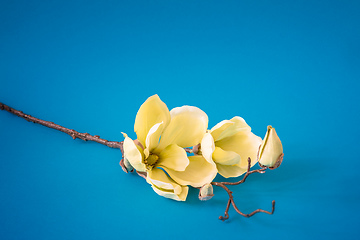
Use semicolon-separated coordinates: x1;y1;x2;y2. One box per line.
212;158;275;221
184;147;193;153
216;157;267;186
0;102;123;150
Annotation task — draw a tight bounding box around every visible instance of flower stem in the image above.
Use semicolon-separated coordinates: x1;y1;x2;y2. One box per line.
212;158;275;220
0;102;123;150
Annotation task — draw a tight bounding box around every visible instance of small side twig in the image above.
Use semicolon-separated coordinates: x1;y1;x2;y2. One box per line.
0;102;123;150
184;148;193;153
212;157;275;221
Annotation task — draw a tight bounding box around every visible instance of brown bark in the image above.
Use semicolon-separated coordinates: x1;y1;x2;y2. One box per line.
0;102;123;150
211;158;275;220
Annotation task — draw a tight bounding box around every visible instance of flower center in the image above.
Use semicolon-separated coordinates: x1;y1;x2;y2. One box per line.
145;153;159;169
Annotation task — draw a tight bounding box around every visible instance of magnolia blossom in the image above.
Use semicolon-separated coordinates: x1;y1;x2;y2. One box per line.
122;95;217;201
258;126;283;169
201;117;262;178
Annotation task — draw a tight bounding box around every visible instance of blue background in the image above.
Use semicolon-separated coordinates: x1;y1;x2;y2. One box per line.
1;0;359;239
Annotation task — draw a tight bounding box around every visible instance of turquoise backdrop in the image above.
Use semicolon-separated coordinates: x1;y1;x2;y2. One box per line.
1;1;360;239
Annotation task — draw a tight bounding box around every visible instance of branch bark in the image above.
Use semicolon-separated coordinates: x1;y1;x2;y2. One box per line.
0;102;123;150
211;158;275;221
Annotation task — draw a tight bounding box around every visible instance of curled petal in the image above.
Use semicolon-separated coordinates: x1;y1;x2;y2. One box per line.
215;131;262;169
212;147;241;166
156;106;208;151
151;185;189;202
200;132;216;164
211;117;251;141
157;144;189;172
162;155;217;188
145;122;164;152
147;168;188;201
134;95;170;147
122;133;146;172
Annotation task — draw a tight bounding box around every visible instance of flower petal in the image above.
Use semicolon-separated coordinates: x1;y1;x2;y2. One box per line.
147;168;181;194
210;120;234;141
216;163;247;178
212;147;241;166
229;116;252;130
157;144;189;172
145;122;164;152
215;131;262;169
200;132;216;164
147;168;188;201
122;133;146;172
151;185;189;201
156;106;208;151
162;155;217;188
134;95;170;147
212;117;251;141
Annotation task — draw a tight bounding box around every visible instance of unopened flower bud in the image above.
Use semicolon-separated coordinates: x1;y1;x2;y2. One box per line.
199;183;214;201
119;157;134;173
258;126;284;169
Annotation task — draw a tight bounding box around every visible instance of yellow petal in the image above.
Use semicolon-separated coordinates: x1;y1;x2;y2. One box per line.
122;132;146;172
147;168;181;194
258;126;283;168
147;168;188;201
151;185;189;201
210;120;234;141
216;163;248;178
211;117;251;141
157;144;189;171
134;95;170;147
215;131;262;169
162;155;217;188
200;132;216;164
145;122;164;152
212;147;241;165
156;106;208;151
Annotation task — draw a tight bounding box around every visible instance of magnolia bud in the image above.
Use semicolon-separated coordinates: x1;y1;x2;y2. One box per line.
119;157;134;173
258;126;284;169
199;183;214;201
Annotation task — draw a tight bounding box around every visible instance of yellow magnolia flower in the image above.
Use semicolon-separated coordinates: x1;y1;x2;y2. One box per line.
201;117;262;178
258;126;284;169
122;95;217;201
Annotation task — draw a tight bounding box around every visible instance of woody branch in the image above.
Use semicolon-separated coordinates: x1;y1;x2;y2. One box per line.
0;102;123;150
211;158;275;221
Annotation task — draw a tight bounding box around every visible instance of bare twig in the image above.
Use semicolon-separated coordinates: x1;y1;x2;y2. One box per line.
184;148;193;153
0;102;123;150
217;157;267;186
212;158;275;221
